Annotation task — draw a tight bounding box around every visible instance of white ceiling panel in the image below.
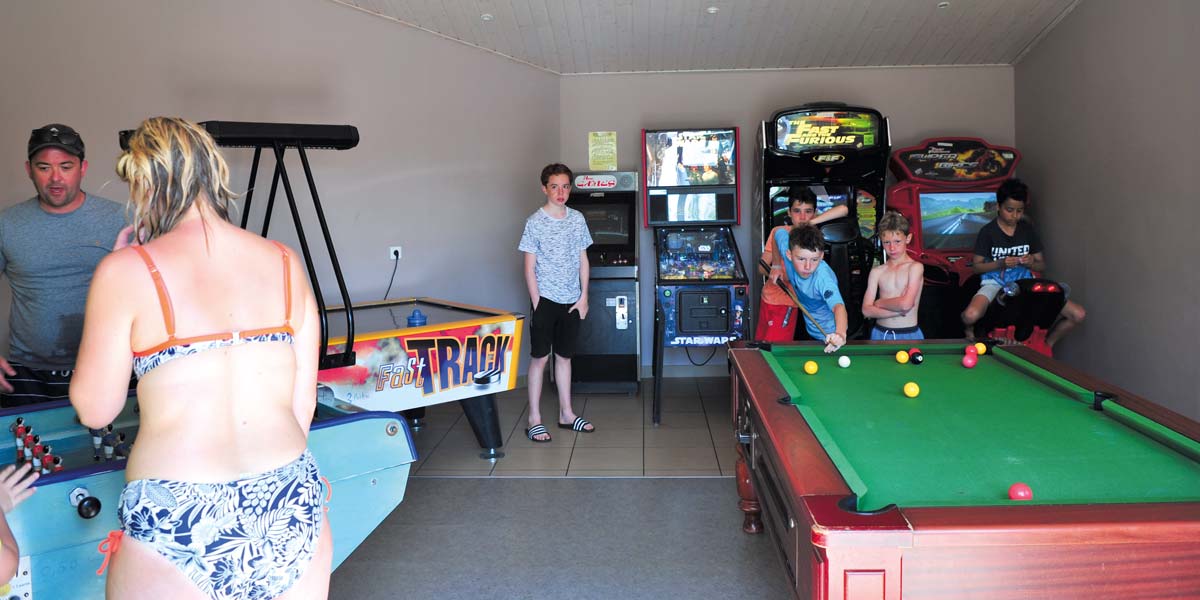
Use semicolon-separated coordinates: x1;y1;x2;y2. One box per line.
333;0;1081;74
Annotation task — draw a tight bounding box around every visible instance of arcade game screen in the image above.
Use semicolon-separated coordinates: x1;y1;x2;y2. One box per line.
579;203;631;246
769;185;850;226
774;111;879;153
644;129;736;188
668;193;719;222
658;229;743;280
919;191;998;249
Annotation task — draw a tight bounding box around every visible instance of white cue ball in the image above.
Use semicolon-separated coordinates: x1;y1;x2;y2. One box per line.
838;355;851;368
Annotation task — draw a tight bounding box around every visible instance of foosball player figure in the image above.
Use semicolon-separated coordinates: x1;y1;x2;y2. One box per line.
102;430;125;462
30;441;45;471
90;424;113;461
21;434;37;463
11;422;28;462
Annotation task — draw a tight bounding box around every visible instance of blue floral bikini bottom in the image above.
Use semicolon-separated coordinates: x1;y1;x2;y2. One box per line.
116;450;325;600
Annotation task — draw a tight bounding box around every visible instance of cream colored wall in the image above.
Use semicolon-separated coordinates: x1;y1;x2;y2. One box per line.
1015;0;1200;418
559;67;1015;372
0;0;559;361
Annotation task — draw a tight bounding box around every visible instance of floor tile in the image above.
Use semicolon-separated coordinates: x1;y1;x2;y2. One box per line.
566;470;643;477
572;428;642;448
491;471;569;477
644;469;725;477
715;445;741;476
576;407;643;430
649;412;708;429
568;447;643;471
493;447;572;472
412;469;495;477
643;427;714;448
644;446;719;471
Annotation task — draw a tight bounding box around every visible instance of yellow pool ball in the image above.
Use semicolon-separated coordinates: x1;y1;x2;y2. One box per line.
804;360;819;375
974;342;987;355
903;382;920;398
895;350;910;364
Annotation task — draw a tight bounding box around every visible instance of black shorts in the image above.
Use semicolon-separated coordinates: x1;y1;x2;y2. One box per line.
530;297;581;359
0;361;72;408
0;361;138;408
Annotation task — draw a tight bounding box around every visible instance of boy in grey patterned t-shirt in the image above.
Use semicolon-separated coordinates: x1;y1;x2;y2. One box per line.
516;164;596;442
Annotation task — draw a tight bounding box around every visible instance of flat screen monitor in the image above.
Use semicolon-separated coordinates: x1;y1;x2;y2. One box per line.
647;190;738;225
919;191;998;250
577;201;633;249
644;128;736;188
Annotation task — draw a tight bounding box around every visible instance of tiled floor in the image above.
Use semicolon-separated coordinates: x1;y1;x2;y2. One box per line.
408;377;738;477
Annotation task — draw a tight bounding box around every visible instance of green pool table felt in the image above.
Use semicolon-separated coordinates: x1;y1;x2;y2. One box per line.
763;344;1200;512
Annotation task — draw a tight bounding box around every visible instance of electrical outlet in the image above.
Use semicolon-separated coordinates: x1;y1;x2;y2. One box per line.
388;246;402;260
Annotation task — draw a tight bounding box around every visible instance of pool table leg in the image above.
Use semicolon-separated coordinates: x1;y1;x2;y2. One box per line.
458;394;505;460
736;442;762;534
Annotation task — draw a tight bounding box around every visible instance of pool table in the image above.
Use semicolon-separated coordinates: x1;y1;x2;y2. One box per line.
729;341;1200;599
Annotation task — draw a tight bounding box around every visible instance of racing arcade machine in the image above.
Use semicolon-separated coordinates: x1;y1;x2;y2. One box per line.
569;171;641;393
887;137;1065;354
753;102;889;338
644;128;747;425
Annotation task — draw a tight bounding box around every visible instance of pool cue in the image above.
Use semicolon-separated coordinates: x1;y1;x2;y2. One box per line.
758;259;828;339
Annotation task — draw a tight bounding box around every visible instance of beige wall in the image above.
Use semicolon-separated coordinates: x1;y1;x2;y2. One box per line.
1015;0;1200;418
0;0;559;359
560;67;1015;371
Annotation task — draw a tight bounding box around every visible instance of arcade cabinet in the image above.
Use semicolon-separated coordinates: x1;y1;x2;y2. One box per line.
643;128;748;425
752;102;890;338
887;138;1014;331
569;171;641;394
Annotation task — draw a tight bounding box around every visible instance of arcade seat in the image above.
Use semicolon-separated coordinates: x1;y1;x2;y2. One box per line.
817;219;873;338
915;263;967;339
973;277;1066;357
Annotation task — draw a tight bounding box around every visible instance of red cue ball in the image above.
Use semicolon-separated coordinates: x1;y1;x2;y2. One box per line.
1008;482;1033;500
965;344;978;356
962;354;978;368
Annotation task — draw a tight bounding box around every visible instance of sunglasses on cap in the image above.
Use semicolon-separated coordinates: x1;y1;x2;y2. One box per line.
28;124;85;160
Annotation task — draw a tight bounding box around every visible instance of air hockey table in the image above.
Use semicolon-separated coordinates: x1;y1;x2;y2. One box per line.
2;397;415;599
316;297;525;459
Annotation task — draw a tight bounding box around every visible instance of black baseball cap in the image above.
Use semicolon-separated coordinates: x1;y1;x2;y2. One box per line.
28;124;85;160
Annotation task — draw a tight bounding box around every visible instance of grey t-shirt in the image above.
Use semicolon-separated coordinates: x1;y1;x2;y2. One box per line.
0;194;127;369
518;206;593;304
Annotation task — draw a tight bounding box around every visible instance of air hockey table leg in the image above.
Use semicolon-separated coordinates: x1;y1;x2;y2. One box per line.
459;394;505;459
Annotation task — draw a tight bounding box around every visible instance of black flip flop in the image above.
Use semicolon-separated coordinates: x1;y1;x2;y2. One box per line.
557;417;595;433
525;424;552;443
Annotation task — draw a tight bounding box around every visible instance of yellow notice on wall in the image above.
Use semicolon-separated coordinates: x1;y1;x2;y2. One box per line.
588;131;618;171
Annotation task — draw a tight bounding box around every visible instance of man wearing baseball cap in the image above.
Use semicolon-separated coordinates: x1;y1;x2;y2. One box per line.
0;124;128;406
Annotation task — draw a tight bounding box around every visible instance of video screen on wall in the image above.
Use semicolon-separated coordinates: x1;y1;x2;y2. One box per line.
644;129;736;188
919;191;998;250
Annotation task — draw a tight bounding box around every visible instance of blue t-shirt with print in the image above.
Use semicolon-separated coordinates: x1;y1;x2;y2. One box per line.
775;228;844;339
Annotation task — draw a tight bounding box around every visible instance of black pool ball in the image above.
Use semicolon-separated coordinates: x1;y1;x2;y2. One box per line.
910;350;924;365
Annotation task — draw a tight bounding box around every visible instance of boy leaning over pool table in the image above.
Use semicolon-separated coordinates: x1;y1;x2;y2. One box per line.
784;225;847;353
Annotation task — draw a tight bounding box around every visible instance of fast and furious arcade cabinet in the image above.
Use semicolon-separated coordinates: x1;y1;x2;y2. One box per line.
568;171;641;393
886;137;1067;351
644;128;748;425
753;102;890;339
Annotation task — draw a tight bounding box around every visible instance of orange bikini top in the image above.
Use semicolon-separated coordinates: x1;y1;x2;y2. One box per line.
130;241;295;378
